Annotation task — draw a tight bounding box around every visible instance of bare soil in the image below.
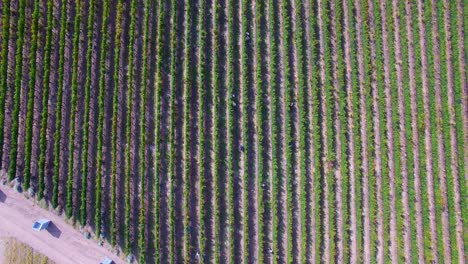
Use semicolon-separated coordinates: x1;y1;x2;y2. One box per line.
316;0;329;261
442;0;465;261
272;0;288;262
416;0;439;261
329;0;344;261
215;0;230;262
342;0;358;261
172;0;187;262
0;185;124;264
392;0;413;260
430;0;452;260
354;0;371;260
406;1;425;262
378;0;399;261
367;0;385;261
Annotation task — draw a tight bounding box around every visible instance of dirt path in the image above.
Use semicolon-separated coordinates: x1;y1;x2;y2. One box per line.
229;0;245;261
405;1;425;262
456;0;468;184
58;0;74;209
442;0;465;261
284;0;301;261
270;0;287;261
329;0;344;261
430;0;452;261
200;0;215;261
243;0;259;261
171;0;186;262
256;0;272;262
416;0;439;261
214;0;229;261
391;0;412;260
0;238;4;263
0;185;124;264
157;0;173;261
302;0;316;261
367;0;385;262
316;0;329;262
355;0;371;262
378;0;399;261
342;0;357;261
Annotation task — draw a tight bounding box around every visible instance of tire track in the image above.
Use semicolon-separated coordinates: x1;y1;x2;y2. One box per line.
142;0;158;259
51;0;69;208
329;0;344;261
391;0;412;260
200;0;215;261
270;0;287;261
256;0;272;262
301;0;317;261
101;0;117;237
14;0;33;185
294;1;316;263
30;0;47;189
1;0;19;173
37;0;53;201
316;0;330;261
430;0;452;261
8;0;27;182
342;0;358;261
109;0;123;245
23;0;41;191
228;0;244;261
0;0;11;169
354;0;371;262
43;0;60;202
366;0;385;261
283;0;301;261
171;0;186;262
377;0;399;261
137;0;151;260
416;0;439;261
405;1;425;262
156;0;172;260
65;0;82;219
78;0;96;225
94;0;110;237
129;0;144;252
58;0;75;208
115;0;131;247
243;0;258;261
214;0;230;261
441;0;465;261
186;0;201;261
456;0;468;184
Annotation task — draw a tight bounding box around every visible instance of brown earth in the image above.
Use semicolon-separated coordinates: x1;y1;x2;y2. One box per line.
0;185;124;264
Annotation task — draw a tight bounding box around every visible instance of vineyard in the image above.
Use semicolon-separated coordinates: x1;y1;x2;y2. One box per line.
0;0;466;263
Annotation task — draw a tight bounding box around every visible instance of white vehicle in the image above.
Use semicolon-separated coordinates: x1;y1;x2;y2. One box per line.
100;257;114;264
32;218;51;231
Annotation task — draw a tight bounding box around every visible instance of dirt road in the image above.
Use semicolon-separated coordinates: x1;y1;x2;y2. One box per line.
0;185;124;264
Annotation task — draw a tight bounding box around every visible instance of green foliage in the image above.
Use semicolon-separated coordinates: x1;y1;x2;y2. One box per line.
38;0;55;201
65;0;82;219
8;0;26;181
269;0;281;258
94;0;110;237
124;0;137;253
138;0;151;261
109;0;123;247
0;0;11;165
23;0;41;191
52;0;68;208
79;0;97;226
